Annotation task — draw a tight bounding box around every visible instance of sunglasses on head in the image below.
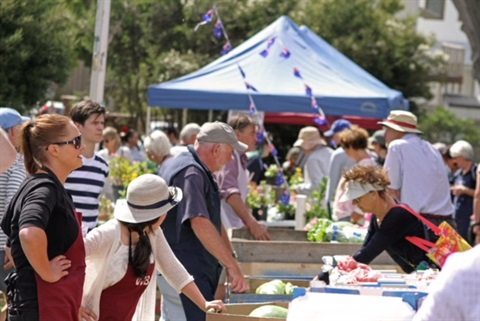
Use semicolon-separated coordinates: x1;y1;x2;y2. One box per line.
47;135;82;150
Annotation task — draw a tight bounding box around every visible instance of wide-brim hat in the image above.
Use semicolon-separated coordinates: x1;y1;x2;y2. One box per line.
378;110;423;134
294;126;326;149
114;174;183;223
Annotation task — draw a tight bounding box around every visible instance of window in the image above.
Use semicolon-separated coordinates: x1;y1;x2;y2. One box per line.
421;0;445;19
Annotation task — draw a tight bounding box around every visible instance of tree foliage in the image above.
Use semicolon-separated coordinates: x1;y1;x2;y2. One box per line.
419;107;480;145
0;0;76;111
294;0;446;104
3;0;448;120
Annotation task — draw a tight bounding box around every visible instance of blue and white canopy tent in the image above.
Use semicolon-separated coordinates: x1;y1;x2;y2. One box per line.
147;15;408;121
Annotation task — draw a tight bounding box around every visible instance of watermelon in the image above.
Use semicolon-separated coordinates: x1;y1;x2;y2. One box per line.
255;279;286;294
249;305;288;318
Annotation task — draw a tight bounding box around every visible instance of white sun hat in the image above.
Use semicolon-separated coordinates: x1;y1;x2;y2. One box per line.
114;174;183;223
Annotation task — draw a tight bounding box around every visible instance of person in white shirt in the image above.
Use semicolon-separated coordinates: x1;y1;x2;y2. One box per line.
380;110;455;227
413;245;480;321
294;126;333;196
324;120;356;214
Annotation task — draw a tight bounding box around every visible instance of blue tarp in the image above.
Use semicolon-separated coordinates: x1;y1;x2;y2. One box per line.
148;16;408;118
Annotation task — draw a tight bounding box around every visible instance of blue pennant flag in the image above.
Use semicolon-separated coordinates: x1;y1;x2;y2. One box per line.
238;65;246;78
280;48;291;58
213;19;223;38
311;99;319;109
279;191;290;205
194;8;216;31
202;9;215;23
221;41;231;55
270;146;278;157
245;82;258;92
256;131;265;143
249;103;257;115
259;49;269;57
267;37;276;49
293;67;302;78
305;85;313;97
276;171;286;186
314;116;328;126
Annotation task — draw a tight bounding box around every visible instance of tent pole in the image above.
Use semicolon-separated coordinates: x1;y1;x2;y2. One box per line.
208;109;213;122
182;108;188;128
146;106;151;136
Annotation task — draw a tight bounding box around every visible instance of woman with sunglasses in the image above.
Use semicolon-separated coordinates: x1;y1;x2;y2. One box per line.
1;114;86;320
80;174;225;321
338;165;439;273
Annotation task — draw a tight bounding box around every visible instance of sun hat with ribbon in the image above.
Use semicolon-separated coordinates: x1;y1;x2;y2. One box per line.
378;110;423;134
338;181;384;203
114;174;183;223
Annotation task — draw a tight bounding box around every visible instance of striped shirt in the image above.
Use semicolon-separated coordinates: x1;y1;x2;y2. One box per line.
65;154;109;233
0;154;27;248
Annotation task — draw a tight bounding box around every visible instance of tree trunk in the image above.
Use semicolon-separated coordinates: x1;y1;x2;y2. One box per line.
452;0;480;83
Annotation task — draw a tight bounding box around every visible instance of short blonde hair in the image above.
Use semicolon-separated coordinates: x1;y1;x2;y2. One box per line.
144;130;172;157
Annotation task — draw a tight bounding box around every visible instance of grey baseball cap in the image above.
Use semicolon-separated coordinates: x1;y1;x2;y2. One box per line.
197;121;248;152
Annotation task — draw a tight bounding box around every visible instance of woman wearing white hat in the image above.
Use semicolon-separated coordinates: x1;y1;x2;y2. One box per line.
339;165;439;273
80;174;225;321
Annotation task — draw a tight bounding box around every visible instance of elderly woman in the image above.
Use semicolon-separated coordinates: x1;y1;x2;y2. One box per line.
1;114;86;320
340;165;439;273
98;126;132;163
144;130;173;178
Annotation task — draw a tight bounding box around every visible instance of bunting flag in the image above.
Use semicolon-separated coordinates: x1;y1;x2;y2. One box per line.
194;8;216;31
221;41;232;55
277;171;290;205
280;48;291;59
293;67;328;126
279;189;291;205
245;82;258;92
213;19;223;38
259;37;276;57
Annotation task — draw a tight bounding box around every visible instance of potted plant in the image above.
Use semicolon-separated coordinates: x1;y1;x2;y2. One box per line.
108;157;155;200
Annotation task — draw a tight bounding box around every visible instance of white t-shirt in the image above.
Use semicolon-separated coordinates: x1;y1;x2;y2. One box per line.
413;245;480;321
384;134;454;215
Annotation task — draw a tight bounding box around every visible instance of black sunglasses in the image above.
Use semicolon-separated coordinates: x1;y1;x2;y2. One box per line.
46;135;82;150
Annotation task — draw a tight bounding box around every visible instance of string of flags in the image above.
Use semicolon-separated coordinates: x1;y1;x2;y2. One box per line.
293;67;328;126
194;7;341;205
194;7;231;56
237;64;290;205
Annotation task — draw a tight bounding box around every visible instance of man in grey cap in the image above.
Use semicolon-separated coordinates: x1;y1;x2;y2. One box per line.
0;107;29;319
158;121;249;321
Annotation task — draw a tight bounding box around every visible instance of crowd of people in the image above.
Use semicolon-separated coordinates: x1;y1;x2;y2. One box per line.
0;102;478;321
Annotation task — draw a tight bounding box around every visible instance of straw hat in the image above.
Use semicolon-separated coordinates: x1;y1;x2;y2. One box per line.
378;111;423;134
114;174;182;223
294;126;326;150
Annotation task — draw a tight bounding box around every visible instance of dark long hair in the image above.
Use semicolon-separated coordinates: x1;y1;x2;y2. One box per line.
118;216;160;278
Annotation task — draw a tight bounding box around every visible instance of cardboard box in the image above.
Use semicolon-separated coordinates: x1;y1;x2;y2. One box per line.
207;302;288;321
